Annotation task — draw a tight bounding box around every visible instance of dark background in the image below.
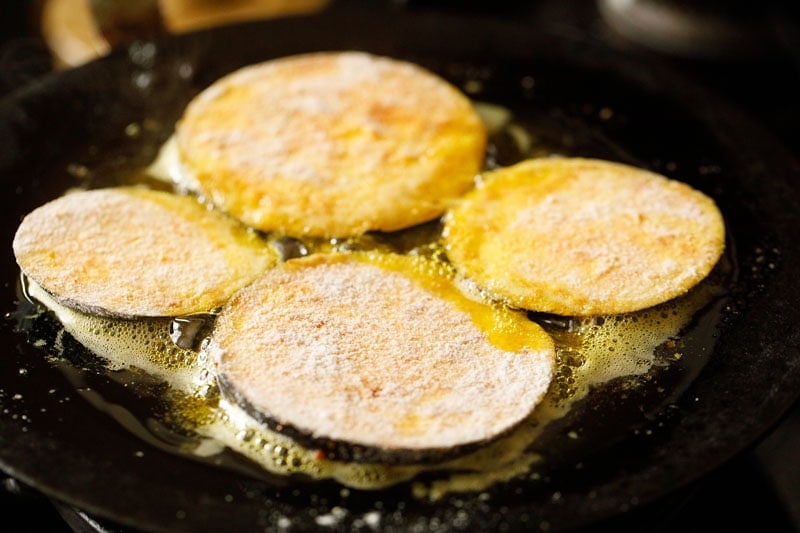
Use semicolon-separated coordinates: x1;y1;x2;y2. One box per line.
1;1;798;531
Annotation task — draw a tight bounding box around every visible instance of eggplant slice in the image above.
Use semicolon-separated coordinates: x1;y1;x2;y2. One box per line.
444;158;726;316
13;187;277;318
175;51;486;238
209;252;555;463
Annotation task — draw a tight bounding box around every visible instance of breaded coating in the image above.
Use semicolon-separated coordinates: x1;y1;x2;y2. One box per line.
13;187;276;317
443;158;725;316
209;253;554;462
176;51;486;238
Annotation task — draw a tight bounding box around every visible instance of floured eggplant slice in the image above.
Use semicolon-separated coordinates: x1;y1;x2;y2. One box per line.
175;51;487;238
443;158;726;316
13;187;277;317
208;252;555;464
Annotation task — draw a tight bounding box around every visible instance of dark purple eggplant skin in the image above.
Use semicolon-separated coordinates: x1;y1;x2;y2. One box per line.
216;373;507;466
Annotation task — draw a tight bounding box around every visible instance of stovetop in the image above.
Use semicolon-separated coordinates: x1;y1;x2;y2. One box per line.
1;1;798;531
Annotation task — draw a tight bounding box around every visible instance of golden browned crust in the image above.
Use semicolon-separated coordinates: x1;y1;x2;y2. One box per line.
443;158;726;316
13;187;276;317
209;253;554;460
176;51;486;238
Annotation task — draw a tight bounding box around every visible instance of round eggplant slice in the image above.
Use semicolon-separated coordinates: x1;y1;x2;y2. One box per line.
209;253;555;464
443;158;726;316
175;51;487;238
13;187;277;317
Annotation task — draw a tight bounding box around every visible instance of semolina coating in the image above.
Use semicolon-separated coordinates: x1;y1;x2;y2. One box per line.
443;158;726;316
175;51;486;238
13;187;277;317
209;253;554;459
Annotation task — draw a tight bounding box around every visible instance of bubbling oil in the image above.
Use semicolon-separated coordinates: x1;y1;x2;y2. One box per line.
19;234;727;500
13;100;731;501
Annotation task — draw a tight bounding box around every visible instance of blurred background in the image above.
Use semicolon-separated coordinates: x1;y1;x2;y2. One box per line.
1;0;798;530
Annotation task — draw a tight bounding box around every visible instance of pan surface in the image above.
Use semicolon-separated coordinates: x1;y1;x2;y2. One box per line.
1;3;799;531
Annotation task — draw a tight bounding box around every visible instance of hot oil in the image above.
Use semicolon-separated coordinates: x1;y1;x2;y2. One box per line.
12;98;733;501
16;238;730;501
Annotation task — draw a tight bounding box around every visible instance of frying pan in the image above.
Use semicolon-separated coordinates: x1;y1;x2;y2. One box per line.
1;2;799;531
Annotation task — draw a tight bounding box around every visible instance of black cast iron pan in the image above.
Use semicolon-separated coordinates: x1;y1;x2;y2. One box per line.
1;2;799;531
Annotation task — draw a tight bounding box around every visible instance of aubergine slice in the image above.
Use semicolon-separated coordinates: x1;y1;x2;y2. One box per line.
443;157;726;316
12;187;276;318
174;51;487;238
208;252;555;464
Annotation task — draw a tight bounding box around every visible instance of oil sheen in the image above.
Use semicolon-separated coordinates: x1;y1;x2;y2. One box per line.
21;237;726;500
15;102;730;501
